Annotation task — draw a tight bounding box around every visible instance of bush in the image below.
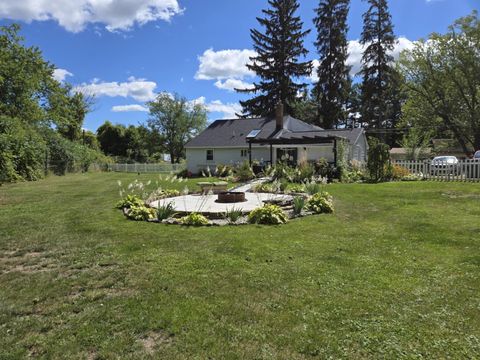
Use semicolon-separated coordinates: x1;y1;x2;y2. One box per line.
176;169;193;178
248;204;288;225
235;161;255;182
391;165;411;180
288;183;306;193
216;164;235;177
304;181;323;195
146;189;180;203
126;205;157;221
306;192;334;214
157;202;176;221
44;130;108;175
341;160;366;183
181;213;209;226
296;162;315;181
116;195;144;209
293;196;306;216
251;181;279;193
0;116;47;182
367;138;393;182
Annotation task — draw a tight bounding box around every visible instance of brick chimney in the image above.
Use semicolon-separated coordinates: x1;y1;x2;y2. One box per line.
275;101;284;130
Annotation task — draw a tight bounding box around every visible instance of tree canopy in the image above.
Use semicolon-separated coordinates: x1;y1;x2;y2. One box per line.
313;0;351;129
359;0;401;138
147;93;207;164
0;24;104;182
399;11;480;154
238;0;312;117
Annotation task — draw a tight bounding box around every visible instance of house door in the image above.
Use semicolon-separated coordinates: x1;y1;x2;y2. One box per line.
277;148;298;166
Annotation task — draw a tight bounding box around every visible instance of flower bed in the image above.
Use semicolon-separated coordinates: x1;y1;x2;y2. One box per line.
117;181;335;227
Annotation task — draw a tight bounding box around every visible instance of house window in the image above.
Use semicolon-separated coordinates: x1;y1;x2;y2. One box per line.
206;149;214;161
241;149;248;157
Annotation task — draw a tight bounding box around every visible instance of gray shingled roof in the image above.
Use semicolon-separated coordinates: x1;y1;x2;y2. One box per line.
185;116;363;147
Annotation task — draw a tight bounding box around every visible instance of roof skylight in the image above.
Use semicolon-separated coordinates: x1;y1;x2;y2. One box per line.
246;129;261;139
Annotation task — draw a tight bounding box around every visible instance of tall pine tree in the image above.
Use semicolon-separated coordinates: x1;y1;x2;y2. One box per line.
313;0;351;129
237;0;312;117
359;0;398;135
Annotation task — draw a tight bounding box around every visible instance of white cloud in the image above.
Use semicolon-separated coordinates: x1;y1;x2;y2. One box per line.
214;79;254;92
206;100;242;119
0;0;183;33
192;96;242;119
347;37;415;77
53;68;73;82
310;37;415;81
74;76;157;102
111;104;148;112
195;48;256;81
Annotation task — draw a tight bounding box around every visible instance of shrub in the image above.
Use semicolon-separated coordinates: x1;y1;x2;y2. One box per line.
279;178;290;192
126;205;157;221
216;164;235;177
224;206;243;224
176;169;193;178
146;188;180;203
304;181;323;195
296;162;315;181
157;202;177;221
235;161;255;182
391;165;411;180
306;192;334;214
248;205;288;225
181;213;209;226
252;181;279;193
0;116;47;182
293;196;306;216
288;183;306;193
367;138;393;182
116;195;144;209
272;163;297;182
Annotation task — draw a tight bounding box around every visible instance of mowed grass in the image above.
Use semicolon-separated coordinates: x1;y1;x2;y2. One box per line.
0;172;480;359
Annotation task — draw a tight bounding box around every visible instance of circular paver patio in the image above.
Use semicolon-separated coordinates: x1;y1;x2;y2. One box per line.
150;192;292;215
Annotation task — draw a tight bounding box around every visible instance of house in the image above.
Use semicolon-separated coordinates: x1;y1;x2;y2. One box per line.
185;104;368;175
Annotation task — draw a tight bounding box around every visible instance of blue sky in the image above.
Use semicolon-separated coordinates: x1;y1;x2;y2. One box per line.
1;0;478;131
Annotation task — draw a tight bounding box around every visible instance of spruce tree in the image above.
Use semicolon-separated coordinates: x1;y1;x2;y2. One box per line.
359;0;397;133
313;0;351;129
237;0;312;117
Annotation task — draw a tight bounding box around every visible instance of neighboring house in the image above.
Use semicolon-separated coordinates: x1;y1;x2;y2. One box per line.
390;147;432;161
185;105;368;175
390;139;473;161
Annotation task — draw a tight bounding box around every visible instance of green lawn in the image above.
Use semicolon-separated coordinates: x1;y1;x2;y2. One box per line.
1;172;479;359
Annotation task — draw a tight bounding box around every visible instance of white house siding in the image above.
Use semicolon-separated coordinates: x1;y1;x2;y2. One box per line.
305;145;335;163
186;136;367;174
186;147;270;174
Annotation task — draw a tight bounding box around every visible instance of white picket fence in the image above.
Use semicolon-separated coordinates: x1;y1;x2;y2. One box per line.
394;159;480;182
106;163;185;174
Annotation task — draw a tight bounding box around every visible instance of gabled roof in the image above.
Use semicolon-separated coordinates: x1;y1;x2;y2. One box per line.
185;116;364;148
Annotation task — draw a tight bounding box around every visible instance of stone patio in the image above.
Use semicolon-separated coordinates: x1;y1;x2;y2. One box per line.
150;177;292;215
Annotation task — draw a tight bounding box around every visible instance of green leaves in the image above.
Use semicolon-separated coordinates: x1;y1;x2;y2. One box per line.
306;192;334;214
180;213;209;226
239;0;312;117
147;93;207;164
248;204;289;225
399;11;480;153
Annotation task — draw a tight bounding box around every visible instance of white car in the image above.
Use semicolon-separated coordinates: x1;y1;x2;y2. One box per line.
430;156;459;175
474;150;480;160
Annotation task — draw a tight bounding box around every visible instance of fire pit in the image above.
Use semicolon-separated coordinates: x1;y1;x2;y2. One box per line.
216;191;246;203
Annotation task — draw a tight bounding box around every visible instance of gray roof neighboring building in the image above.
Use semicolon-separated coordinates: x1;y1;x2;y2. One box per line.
185;116;365;148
